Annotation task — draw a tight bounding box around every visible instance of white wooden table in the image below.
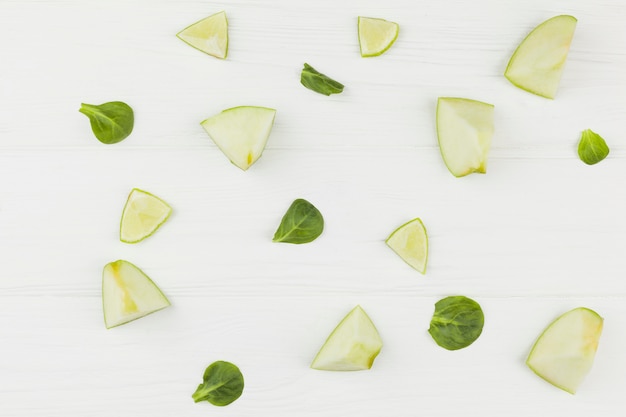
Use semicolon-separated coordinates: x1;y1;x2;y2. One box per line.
1;0;626;415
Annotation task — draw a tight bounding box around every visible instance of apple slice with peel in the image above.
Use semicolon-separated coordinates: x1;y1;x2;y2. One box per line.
176;11;228;59
505;15;577;99
102;260;170;329
201;106;276;171
436;97;494;177
311;305;382;371
527;307;603;394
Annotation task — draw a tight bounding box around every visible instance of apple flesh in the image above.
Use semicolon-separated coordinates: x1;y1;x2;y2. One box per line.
526;307;603;394
201;106;276;171
102;260;170;329
311;305;382;371
505;15;577;99
436;97;494;177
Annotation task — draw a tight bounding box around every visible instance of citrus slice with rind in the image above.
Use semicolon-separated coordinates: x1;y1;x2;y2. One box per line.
505;15;577;99
177;11;228;59
527;307;603;394
358;16;399;57
311;305;383;371
201;106;276;171
120;188;172;243
102;260;170;329
386;217;428;274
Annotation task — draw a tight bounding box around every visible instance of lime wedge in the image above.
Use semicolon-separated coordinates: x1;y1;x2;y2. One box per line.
177;11;228;59
385;218;428;274
120;188;172;244
505;15;577;99
102;260;170;329
527;307;603;394
358;16;399;57
311;305;383;371
201;106;276;171
436;97;495;177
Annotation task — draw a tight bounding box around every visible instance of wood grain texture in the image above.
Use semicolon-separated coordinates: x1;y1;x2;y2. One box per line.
1;0;626;415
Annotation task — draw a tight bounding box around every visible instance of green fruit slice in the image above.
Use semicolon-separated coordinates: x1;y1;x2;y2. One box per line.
358;16;399;57
527;307;603;394
385;218;428;274
201;106;276;171
436;97;495;177
102;260;170;329
120;188;172;244
504;15;577;99
177;10;228;59
311;305;383;371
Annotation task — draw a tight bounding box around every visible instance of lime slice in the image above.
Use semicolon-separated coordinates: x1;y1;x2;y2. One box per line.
311;305;383;371
102;260;170;329
177;11;228;59
505;15;577;99
358;16;399;57
527;307;603;394
120;188;172;244
436;97;495;177
385;218;428;274
201;106;276;171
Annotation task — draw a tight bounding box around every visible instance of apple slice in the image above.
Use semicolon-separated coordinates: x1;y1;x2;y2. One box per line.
505;15;577;99
102;260;170;329
526;307;603;394
436;97;494;177
201;106;276;171
176;11;228;59
311;305;382;371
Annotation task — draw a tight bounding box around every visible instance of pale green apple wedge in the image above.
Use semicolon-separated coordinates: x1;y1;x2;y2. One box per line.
527;307;603;394
385;218;428;274
505;15;577;99
311;305;382;371
177;11;228;59
358;17;399;57
436;97;494;177
201;106;276;171
102;260;170;329
120;188;172;244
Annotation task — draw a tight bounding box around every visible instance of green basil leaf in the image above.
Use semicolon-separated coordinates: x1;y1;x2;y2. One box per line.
428;296;484;350
273;198;324;244
191;361;244;406
79;101;134;144
300;63;344;96
578;129;609;165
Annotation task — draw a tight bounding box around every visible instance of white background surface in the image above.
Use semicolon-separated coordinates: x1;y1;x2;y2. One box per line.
1;0;626;415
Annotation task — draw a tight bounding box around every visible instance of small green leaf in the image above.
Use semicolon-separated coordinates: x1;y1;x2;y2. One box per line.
192;361;244;406
428;296;484;350
79;101;134;144
578;129;609;165
300;63;344;96
273;198;324;244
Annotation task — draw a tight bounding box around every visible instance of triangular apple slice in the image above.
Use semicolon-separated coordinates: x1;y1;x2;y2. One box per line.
436;97;494;177
176;11;228;59
201;106;276;171
505;15;577;99
527;307;603;394
311;305;382;371
102;260;170;329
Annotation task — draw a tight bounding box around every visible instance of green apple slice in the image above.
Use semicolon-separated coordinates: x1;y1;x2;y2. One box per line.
120;188;172;244
102;260;170;329
385;217;428;274
177;11;228;59
358;16;399;57
527;307;603;394
311;305;382;371
201;106;276;171
436;97;494;177
505;15;577;99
